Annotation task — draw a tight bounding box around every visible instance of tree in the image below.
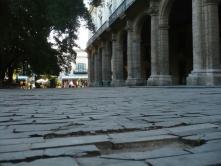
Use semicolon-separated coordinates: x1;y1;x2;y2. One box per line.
0;0;97;84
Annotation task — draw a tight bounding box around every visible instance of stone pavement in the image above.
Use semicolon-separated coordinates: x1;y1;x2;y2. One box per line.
0;87;221;166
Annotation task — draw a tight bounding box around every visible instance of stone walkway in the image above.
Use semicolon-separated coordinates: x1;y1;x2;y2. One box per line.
0;87;221;166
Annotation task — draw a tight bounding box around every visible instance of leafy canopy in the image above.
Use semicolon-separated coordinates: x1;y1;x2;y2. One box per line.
0;0;97;82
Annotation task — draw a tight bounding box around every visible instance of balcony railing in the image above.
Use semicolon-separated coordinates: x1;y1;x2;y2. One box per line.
109;0;136;25
87;0;136;47
87;21;109;47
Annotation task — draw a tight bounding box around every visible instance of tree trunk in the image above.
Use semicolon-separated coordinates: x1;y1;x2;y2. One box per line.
7;66;14;84
0;70;5;87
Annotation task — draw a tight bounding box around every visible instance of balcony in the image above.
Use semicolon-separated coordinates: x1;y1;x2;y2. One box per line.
87;21;109;47
87;0;136;47
109;0;136;25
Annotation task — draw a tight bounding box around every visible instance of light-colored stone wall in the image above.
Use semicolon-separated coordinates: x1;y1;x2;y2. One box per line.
87;0;221;86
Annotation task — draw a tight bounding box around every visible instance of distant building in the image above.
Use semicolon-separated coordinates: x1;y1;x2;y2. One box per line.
87;0;221;87
59;48;88;88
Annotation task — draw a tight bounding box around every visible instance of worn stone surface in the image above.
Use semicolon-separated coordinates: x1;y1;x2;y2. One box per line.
0;87;221;165
146;151;221;166
2;157;78;166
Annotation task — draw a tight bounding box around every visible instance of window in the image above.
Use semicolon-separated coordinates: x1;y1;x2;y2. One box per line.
74;63;87;74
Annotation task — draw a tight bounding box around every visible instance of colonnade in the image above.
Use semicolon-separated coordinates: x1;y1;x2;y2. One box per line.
87;0;221;86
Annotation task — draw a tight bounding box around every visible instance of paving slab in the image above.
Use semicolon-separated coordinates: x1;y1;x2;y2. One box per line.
0;150;44;162
101;146;189;160
146;150;221;166
1;157;78;166
31;135;110;150
44;145;100;157
76;157;148;166
111;134;177;144
0;87;221;165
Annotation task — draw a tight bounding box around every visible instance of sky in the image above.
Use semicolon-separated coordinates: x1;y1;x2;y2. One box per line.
76;20;89;50
75;0;90;50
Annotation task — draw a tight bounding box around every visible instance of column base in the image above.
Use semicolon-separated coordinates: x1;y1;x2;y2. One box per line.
93;81;103;87
187;69;221;86
147;75;172;86
126;78;146;86
88;82;95;87
102;80;111;87
111;80;125;87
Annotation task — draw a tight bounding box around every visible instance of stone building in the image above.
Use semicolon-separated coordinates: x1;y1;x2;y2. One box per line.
87;0;221;87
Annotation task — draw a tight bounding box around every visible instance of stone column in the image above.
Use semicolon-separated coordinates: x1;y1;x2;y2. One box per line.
203;0;221;85
102;41;112;86
157;20;172;85
204;0;220;70
187;0;207;85
88;49;95;87
126;21;144;86
94;47;103;87
111;33;125;86
147;0;162;85
126;21;134;83
188;0;221;85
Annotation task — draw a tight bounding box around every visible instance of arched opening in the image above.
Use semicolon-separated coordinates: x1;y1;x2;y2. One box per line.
140;16;151;81
169;0;193;85
122;30;128;80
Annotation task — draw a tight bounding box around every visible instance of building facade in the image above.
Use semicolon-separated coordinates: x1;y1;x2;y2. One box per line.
59;48;88;87
87;0;221;87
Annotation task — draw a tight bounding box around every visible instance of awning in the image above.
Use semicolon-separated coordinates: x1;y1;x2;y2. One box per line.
61;74;88;80
17;76;28;80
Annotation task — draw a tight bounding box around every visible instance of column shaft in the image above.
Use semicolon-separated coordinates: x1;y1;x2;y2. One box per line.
88;52;95;87
150;14;159;76
126;21;144;86
193;0;205;71
94;48;102;86
204;0;220;69
102;41;111;86
159;24;170;75
111;33;124;86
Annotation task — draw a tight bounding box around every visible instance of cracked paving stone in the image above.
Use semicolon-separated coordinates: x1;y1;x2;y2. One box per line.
111;134;177;145
165;123;219;136
76;157;148;166
31;135;110;150
101;147;189;160
44;145;100;157
186;140;221;153
0;150;44;162
183;131;221;142
146;150;221;166
1;157;78;166
0;137;43;146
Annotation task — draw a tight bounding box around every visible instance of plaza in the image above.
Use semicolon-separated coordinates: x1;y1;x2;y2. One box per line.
0;87;221;165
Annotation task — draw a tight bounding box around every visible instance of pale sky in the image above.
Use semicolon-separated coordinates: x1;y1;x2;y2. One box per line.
76;0;90;50
76;20;89;50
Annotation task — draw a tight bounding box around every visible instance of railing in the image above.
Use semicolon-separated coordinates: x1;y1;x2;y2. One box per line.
87;0;136;47
109;0;136;25
87;21;109;47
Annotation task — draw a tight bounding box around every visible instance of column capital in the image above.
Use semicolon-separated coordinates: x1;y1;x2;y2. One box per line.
126;21;133;32
147;0;160;16
112;33;117;42
146;8;159;16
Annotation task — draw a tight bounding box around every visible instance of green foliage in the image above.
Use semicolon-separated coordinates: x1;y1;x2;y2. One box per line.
0;0;96;83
